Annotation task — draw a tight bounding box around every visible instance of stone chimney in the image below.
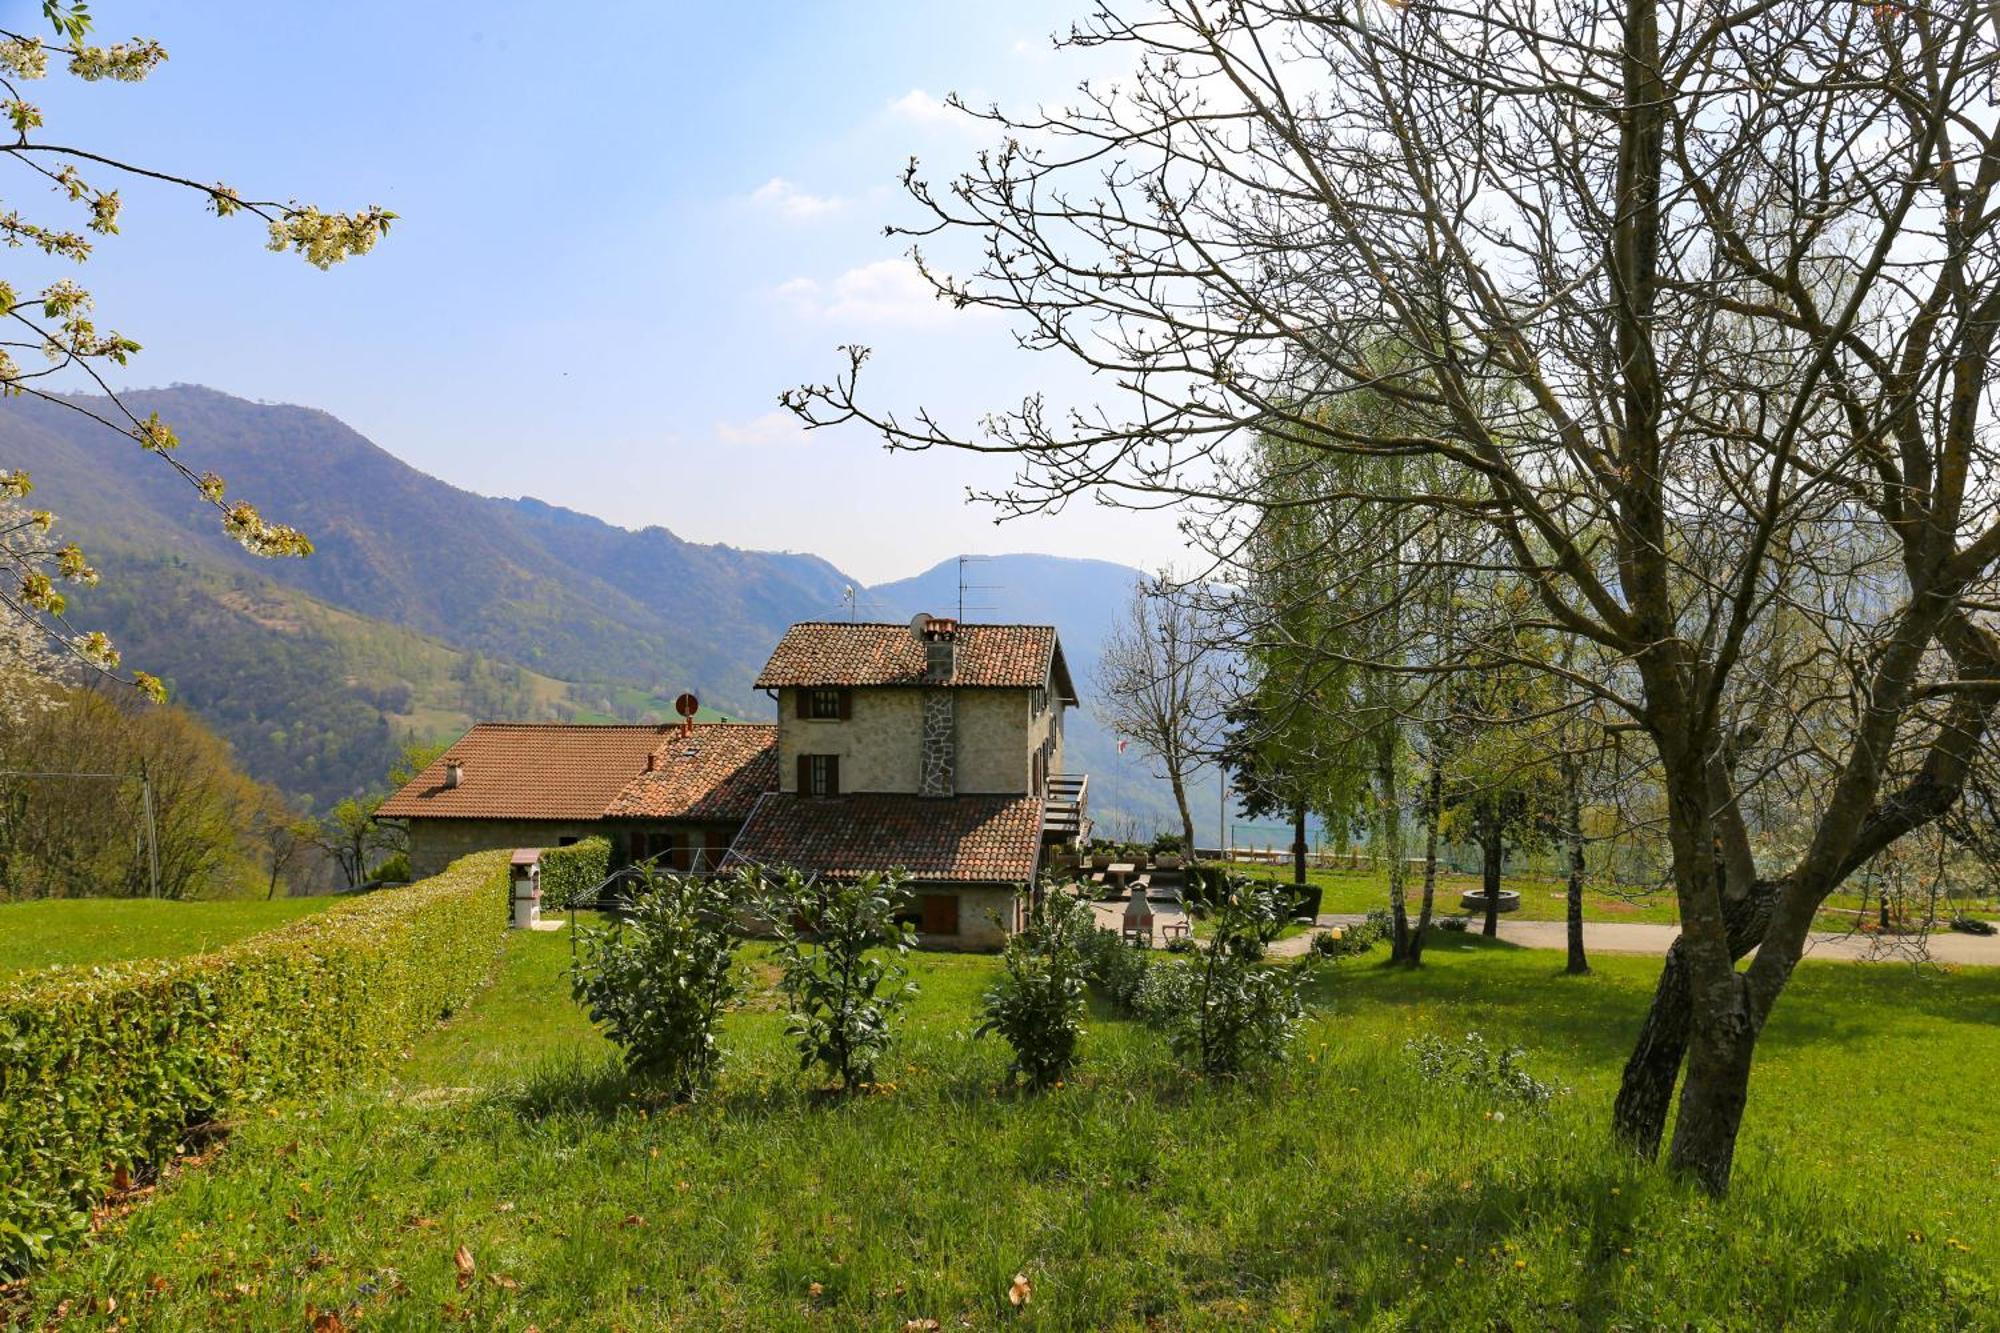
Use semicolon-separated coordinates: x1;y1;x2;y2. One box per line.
443;758;464;790
922;616;958;682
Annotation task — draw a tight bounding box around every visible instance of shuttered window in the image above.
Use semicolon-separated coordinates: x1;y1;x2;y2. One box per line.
919;893;960;935
808;688;849;720
799;754;840;796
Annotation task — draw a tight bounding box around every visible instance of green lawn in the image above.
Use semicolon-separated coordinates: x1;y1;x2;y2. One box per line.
15;926;1997;1329
0;896;337;979
1230;863;1999;934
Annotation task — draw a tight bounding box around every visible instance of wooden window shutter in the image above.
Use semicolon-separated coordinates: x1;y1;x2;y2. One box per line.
838;688;852;720
796;755;810;793
825;755;840;796
920;893;960;935
794;689;809;719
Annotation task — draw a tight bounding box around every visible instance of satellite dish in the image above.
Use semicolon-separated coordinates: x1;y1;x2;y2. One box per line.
909;612;931;640
673;692;700;718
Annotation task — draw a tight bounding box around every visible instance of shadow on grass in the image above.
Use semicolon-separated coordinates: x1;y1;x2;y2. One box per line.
1302;935;2000;1072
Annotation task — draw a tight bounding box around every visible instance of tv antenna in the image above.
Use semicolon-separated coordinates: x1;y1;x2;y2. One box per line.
841;585;857;621
956;554;1002;621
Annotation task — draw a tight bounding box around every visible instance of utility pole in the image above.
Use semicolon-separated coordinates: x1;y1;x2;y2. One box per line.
139;760;160;899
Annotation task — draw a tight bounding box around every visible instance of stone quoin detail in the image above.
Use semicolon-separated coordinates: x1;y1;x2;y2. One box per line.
920;688;956;796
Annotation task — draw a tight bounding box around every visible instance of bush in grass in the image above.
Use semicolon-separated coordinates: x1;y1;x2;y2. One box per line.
1134;955;1197;1023
1078;924;1152;1014
1438;915;1472;933
976;891;1093;1087
759;868;918;1092
0;850;509;1273
1165;885;1308;1077
1312;907;1396;959
569;869;741;1100
538;836;610;909
1405;1030;1567;1111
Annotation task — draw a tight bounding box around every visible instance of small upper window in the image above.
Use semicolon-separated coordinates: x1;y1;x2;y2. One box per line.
809;688;844;720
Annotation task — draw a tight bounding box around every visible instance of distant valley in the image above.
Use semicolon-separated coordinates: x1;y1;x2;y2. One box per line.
1;386;1208;832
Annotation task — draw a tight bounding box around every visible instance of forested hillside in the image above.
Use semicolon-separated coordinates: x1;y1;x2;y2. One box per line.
3;389;1176;825
0;387;854;713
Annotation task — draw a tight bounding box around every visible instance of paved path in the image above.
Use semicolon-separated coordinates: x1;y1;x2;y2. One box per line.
1288;913;2000;966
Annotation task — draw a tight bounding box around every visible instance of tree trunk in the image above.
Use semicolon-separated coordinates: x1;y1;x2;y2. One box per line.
1410;752;1442;968
1480;806;1503;938
1291;800;1307;886
1667;976;1758;1194
1612;881;1778;1161
1564;766;1588;975
1169;767;1197;864
1380;737;1409;963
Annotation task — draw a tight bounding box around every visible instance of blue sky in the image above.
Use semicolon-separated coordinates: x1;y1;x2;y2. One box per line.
6;0;1188;583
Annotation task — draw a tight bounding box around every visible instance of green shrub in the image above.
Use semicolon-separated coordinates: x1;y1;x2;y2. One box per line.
0;850;509;1272
1313;907;1395;959
1405;1030;1567;1110
1133;955;1197;1022
1165;886;1309;1077
758;868;918;1092
1078;924;1152;1014
538;837;610;909
976;892;1092;1087
570;869;742;1100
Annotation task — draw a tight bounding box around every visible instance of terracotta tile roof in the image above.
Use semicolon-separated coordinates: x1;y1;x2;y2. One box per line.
604;724;777;820
754;622;1064;691
721;793;1045;883
376;722;776;823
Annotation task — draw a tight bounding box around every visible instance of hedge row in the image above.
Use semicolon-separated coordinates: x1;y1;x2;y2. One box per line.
0;849;511;1272
538;836;610;909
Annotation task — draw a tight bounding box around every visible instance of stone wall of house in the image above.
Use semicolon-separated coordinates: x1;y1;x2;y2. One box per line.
776;687;923;792
404;818;605;880
955;689;1030;793
1026;680;1066;789
919;885;1023;951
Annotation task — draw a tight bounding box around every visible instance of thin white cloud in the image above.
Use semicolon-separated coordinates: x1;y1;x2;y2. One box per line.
715;410;809;448
887;88;962;127
748;176;843;221
777;259;983;329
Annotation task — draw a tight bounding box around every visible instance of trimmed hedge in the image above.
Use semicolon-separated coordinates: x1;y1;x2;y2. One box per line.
538;836;610;909
0;850;510;1272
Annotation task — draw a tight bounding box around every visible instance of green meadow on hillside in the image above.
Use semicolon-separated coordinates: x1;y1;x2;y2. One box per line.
0;896;335;979
16;926;1996;1330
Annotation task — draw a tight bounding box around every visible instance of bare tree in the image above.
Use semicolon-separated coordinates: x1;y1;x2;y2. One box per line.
1097;580;1221;852
787;1;2000;1193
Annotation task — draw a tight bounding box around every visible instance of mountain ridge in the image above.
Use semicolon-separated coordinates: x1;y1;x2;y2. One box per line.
2;386;1183;828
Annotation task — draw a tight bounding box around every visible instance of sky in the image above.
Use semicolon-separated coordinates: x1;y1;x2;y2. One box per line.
4;0;1192;585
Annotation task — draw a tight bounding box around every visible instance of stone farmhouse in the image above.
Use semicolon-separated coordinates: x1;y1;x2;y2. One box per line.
376;616;1087;948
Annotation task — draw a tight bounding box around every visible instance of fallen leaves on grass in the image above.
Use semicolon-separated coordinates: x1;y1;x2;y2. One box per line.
453;1245;475;1290
1009;1272;1034;1307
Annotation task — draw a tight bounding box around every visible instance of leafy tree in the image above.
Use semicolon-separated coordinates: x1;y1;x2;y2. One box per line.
570;869;743;1100
309;739;445;889
786;0;2000;1191
758;868;919;1093
0;2;389;691
0;687;273;898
